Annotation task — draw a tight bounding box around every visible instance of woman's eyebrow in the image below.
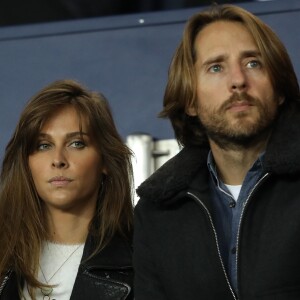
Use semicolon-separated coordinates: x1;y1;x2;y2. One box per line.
65;132;89;138
37;132;89;139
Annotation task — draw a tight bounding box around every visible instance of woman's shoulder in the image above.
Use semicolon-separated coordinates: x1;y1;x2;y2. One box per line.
0;270;20;300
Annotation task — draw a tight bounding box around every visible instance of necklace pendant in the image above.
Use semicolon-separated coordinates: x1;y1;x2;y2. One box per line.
41;286;53;296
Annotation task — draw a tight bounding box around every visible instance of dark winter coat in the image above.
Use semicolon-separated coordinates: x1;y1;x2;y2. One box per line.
133;103;300;300
0;233;133;300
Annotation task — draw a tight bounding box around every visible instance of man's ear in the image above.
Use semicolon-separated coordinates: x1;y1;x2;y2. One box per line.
185;104;198;116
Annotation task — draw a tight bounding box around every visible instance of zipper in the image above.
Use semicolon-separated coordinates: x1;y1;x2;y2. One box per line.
0;269;12;296
187;192;237;300
235;173;270;293
82;270;132;298
83;265;132;298
85;265;132;271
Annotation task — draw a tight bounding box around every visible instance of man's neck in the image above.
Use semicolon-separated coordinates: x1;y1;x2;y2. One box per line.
209;139;267;185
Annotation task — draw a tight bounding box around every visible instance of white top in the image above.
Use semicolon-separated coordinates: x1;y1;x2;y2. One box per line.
22;242;84;300
225;184;242;202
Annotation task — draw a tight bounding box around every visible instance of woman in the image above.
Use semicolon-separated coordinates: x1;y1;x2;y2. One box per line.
0;79;134;299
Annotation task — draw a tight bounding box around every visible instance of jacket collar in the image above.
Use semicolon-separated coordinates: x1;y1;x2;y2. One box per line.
136;145;209;205
264;102;300;174
80;232;133;270
137;102;300;205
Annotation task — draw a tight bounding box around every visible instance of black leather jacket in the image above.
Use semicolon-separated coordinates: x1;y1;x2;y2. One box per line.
0;233;133;300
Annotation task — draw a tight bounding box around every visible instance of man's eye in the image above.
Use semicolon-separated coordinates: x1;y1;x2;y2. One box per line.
247;60;261;69
70;140;86;149
209;64;222;73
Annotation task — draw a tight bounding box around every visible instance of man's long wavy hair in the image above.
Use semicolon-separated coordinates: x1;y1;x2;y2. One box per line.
0;79;134;296
160;4;300;147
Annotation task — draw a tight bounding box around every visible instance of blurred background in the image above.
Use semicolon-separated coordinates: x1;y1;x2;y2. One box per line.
0;0;264;26
0;0;299;201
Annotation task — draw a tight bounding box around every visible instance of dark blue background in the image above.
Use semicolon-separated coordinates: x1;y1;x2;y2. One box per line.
0;0;299;160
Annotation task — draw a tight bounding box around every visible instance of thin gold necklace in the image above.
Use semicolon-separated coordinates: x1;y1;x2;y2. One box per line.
39;244;82;300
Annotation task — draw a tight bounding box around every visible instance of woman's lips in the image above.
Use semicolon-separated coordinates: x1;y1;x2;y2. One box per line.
48;176;73;186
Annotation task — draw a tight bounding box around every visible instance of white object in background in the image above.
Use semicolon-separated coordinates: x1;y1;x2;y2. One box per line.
153;139;181;170
127;134;181;205
127;133;154;205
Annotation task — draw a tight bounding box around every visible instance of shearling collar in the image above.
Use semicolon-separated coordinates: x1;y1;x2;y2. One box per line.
264;102;300;174
137;102;300;204
136;145;209;204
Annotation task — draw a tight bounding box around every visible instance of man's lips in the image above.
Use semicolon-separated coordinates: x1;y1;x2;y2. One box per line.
48;176;73;186
226;101;253;112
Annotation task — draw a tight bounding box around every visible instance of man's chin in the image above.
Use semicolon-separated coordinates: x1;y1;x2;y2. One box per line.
208;126;271;150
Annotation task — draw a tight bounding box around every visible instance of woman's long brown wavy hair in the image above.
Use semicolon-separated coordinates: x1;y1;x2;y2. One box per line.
0;79;134;297
160;4;300;147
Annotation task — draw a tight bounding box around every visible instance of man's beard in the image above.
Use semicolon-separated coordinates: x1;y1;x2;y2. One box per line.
198;92;280;150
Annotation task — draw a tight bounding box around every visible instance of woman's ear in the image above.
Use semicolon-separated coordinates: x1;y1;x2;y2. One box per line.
102;166;107;175
185;104;198;116
278;96;285;105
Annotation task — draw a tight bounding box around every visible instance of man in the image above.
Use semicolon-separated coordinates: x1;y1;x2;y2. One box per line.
133;4;300;300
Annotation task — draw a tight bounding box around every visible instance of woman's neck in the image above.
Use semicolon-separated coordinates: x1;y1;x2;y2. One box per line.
45;210;91;244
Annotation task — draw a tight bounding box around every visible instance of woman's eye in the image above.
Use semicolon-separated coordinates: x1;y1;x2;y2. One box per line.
37;143;51;151
209;64;222;73
247;60;261;69
70;140;86;149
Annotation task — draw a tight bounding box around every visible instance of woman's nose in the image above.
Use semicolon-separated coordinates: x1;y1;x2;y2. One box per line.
51;150;69;168
52;159;67;168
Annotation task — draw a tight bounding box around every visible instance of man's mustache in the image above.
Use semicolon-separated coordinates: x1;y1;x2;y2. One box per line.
220;92;258;111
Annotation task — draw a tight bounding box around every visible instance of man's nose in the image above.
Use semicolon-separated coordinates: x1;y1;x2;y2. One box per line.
229;65;247;92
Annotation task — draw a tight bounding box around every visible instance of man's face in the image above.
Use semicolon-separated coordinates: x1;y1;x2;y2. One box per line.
187;21;283;148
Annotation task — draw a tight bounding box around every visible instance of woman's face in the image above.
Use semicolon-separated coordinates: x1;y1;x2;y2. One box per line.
28;105;105;217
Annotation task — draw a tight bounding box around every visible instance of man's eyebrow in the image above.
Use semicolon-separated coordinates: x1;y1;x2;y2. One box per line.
202;54;227;67
201;50;262;67
240;50;262;59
